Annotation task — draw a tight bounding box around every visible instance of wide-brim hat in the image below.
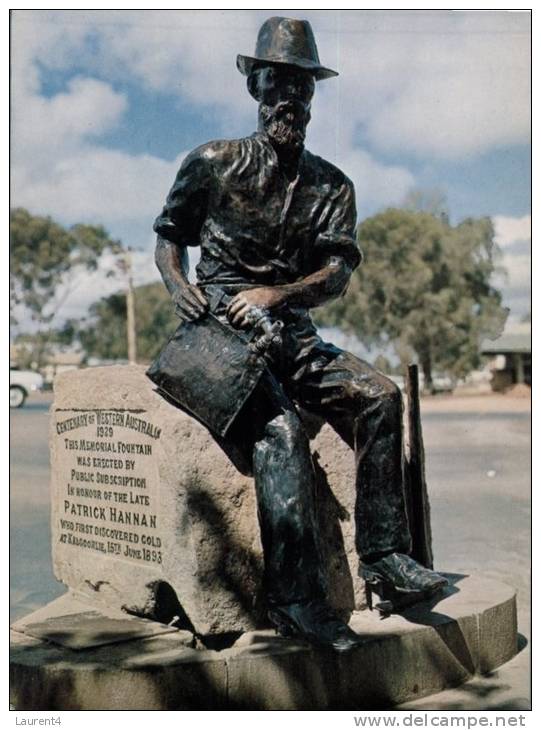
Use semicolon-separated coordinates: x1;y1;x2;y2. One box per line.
237;16;338;82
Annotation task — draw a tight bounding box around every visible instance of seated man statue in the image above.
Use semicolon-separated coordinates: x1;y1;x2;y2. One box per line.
151;16;447;652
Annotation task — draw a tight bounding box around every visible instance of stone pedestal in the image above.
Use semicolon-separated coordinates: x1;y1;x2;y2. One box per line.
10;575;519;710
50;365;365;635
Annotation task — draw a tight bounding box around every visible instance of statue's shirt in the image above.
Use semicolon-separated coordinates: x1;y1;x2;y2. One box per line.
154;133;361;287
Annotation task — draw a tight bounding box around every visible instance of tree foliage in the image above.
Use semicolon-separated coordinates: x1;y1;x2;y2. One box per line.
315;209;508;388
10;207;122;324
10;207;124;366
402;188;449;218
67;282;177;363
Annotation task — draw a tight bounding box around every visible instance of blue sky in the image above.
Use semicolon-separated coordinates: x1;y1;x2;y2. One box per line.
10;9;531;329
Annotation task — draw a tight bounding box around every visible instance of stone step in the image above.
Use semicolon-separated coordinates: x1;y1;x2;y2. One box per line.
10;574;518;710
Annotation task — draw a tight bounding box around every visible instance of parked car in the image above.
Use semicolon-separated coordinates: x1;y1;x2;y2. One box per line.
430;374;456;394
9;367;44;408
387;372;455;395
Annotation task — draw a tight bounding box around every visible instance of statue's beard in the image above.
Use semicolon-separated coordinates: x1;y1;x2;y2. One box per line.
259;100;309;154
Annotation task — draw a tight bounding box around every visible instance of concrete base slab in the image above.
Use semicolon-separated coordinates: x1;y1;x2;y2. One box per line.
10;574;518;710
11;592;189;650
398;646;531;711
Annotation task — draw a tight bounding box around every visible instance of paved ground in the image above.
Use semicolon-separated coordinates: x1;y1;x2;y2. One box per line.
400;393;531;711
10;390;531;710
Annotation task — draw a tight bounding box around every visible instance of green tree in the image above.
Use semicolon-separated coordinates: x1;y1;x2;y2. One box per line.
315;209;508;391
134;282;179;360
78;294;129;361
372;354;393;375
68;282;177;363
10;208;123;366
402;188;448;218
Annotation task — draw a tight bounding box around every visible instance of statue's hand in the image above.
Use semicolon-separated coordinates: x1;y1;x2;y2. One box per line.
226;287;287;329
172;283;208;322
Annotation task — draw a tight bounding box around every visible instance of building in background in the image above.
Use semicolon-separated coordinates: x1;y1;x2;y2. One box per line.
481;325;531;392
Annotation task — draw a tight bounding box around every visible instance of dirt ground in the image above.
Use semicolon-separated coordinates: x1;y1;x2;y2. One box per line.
420;391;531;413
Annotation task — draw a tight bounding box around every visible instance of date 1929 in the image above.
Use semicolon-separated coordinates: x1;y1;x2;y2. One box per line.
97;425;113;438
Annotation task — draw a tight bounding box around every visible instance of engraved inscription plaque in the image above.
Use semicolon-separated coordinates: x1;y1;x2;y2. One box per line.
53;409;162;566
50;402;174;617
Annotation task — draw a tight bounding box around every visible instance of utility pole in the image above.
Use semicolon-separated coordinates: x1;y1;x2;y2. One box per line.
125;248;137;365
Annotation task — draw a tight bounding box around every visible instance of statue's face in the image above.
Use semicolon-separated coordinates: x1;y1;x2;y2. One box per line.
255;64;315;108
255;65;315;153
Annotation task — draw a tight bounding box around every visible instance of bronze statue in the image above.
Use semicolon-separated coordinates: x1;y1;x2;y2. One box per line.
149;16;447;652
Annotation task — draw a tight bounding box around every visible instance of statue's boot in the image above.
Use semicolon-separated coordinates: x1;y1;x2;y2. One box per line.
268;600;364;652
360;552;448;616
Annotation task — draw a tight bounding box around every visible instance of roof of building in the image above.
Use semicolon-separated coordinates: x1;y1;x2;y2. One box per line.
45;348;86;366
481;332;531;355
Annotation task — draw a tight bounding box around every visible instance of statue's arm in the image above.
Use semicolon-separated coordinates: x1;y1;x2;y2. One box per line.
153;149;211;322
154;236;208;321
299;175;361;306
274;255;352;306
226;256;352;327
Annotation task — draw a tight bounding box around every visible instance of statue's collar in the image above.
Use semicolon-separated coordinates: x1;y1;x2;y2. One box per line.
253;131;305;177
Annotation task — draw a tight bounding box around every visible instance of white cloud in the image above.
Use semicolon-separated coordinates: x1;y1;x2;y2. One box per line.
495;249;530;294
12;10;531;165
11;10;258;122
491;214;531;320
496;253;531;291
13;76;127;150
310;11;530;160
11;78;130;196
10;9;420;236
91;10;259;115
308;87;416;211
493;214;531;247
58;247;162;323
110;9;529;160
10;11;189;241
336;148;415;211
9;10;531;327
12;146;184;225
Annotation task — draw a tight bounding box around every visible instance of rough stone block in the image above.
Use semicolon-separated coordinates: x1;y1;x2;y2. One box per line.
50;365;364;635
309;422;366;611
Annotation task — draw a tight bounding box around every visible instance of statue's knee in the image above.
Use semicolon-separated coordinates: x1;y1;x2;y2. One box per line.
383;378;402;402
349;375;402;414
379;378;403;416
347;373;402;411
267;411;308;456
254;410;308;462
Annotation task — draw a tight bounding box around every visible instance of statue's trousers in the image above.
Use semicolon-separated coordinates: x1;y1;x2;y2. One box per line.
215;297;413;607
